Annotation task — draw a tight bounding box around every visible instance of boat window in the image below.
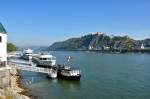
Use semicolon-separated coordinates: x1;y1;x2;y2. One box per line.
42;58;47;60
39;57;55;60
40;58;43;60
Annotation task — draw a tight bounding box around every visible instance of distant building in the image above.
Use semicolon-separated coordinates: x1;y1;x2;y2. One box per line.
91;32;104;36
103;46;110;50
96;32;103;35
141;44;145;49
88;46;93;50
0;22;7;67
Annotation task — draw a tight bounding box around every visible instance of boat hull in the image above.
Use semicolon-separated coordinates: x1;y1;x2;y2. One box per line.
47;74;57;79
57;74;81;80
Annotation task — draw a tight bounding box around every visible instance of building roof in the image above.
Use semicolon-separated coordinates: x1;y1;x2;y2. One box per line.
0;22;7;34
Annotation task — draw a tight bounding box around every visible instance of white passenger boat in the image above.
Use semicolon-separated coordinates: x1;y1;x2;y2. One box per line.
22;49;33;60
33;54;56;67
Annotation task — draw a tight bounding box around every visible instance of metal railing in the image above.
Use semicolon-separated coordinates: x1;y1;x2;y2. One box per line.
8;61;53;74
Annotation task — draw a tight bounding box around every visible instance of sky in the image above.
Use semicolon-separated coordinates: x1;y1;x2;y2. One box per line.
0;0;150;46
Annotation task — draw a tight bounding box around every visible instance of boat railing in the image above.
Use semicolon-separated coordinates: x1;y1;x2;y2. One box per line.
70;70;81;74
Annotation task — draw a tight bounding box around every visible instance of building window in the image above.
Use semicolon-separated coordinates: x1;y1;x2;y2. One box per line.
0;36;2;42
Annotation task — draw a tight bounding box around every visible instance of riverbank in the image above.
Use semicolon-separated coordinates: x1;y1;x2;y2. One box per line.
50;48;150;54
0;66;30;99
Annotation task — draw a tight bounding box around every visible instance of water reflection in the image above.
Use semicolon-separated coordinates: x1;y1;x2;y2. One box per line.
57;79;81;89
21;73;81;91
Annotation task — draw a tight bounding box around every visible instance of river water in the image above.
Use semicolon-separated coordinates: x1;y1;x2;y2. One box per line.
19;51;150;99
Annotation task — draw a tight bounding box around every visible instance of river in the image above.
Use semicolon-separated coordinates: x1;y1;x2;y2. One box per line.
19;51;150;99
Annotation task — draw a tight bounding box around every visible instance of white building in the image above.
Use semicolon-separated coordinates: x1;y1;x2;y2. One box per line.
0;22;7;67
88;46;93;50
103;46;110;50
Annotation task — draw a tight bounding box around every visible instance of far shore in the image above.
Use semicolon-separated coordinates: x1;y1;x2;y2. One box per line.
49;49;150;54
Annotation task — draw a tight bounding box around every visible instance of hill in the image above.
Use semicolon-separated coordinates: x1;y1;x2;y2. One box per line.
48;32;150;52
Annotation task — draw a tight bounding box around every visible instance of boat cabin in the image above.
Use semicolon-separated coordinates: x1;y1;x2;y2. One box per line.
23;49;33;57
38;55;56;61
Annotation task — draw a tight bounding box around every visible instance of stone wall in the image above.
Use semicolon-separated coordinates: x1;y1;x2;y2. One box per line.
0;69;30;99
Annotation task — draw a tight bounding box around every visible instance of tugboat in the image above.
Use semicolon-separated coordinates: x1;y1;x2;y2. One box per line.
57;65;81;80
57;56;81;80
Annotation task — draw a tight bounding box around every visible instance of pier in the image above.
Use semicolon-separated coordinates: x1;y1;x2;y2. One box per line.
8;60;55;75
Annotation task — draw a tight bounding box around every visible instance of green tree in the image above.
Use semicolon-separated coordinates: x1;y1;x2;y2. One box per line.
7;43;17;52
